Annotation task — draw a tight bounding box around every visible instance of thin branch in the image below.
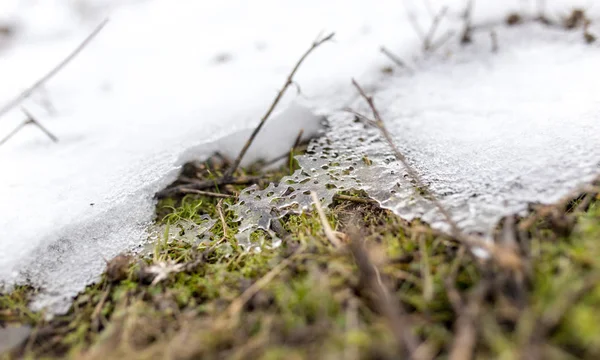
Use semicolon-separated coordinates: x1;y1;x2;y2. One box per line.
21;108;58;142
0;108;58;147
224;244;305;321
0;121;29;147
350;79;522;271
460;0;475;44
311;191;343;248
156;176;261;199
348;226;420;357
0;19;109;120
333;193;378;204
403;1;426;41
490;30;498;53
178;188;234;199
380;47;414;73
216;200;230;239
223;32;335;179
423;6;449;51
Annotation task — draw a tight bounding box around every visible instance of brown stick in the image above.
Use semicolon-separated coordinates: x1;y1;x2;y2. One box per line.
380;47;414;73
0;19;109;120
178;188;234;199
348;226;420;357
350;79;522;271
448;280;489;360
311;191;343;248
0;108;59;147
223;32;335;179
156;176;261;199
423;6;449;51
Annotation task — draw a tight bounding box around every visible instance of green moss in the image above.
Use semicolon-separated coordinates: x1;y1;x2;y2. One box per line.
2;158;600;359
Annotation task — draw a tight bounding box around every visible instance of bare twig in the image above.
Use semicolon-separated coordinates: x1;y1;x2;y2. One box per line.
460;0;475;44
403;2;426;41
0;19;108;120
0;108;58;147
380;47;413;73
490;30;498;53
178;188;234;199
348;226;420;357
216;200;230;238
21;108;58;142
156;176;261;199
333;193;378;205
224;243;305;321
311;191;343;248
423;6;449;51
349;79;522;271
448;280;489;360
223;32;335;179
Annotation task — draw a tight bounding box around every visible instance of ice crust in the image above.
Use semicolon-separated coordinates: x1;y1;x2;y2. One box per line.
233;24;600;243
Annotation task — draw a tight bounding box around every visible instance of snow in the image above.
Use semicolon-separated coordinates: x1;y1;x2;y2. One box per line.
233;2;600;241
0;0;599;313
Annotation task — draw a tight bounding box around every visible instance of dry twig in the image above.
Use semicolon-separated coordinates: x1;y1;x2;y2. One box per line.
380;47;413;73
0;19;108;120
349;79;522;271
0;108;58;147
223;32;335;179
348;226;420;357
224;244;305;321
311;191;343;248
177;188;234;199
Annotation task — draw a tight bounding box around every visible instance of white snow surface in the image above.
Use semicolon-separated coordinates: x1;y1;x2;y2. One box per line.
0;0;599;312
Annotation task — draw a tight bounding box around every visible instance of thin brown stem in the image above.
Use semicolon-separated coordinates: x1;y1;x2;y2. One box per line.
178;188;234;199
350;79;522;271
380;47;413;73
0;19;108;120
223;32;335;179
424;6;449;51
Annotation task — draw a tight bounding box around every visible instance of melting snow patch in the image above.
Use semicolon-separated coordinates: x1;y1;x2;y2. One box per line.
233;23;600;243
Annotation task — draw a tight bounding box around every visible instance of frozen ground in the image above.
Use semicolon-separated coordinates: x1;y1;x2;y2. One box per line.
0;0;598;313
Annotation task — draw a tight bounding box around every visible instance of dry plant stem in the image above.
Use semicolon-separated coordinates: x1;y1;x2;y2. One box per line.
333;194;377;204
448;280;489;360
223;244;306;321
311;191;343;248
178;188;234;199
460;0;475;44
0;109;59;147
350;79;522;271
348;227;420;357
0;19;109;120
490;30;498;53
157;176;261;198
223;32;335;179
424;6;448;51
216;200;229;238
380;47;414;73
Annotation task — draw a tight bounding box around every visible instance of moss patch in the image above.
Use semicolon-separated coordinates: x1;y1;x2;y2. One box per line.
1;154;600;359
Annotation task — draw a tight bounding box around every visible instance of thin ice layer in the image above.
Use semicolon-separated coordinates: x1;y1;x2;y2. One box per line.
233;23;600;241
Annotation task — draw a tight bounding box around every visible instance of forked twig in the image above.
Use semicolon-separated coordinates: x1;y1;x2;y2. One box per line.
349;79;522;271
0;19;109;120
423;6;449;51
348;226;420;357
0;108;59;147
380;47;414;73
223;32;335;179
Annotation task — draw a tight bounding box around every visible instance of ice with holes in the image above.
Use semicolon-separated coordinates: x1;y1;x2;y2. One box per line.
233;23;600;244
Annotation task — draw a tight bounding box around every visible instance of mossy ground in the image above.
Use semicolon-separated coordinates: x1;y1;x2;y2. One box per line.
1;153;600;359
